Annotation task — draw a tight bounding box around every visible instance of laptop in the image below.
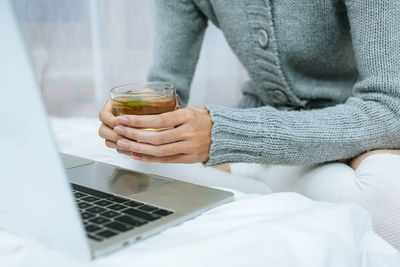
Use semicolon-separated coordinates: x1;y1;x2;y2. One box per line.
0;0;233;260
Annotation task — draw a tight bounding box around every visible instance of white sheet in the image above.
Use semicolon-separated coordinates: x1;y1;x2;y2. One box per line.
1;117;399;267
1;191;399;267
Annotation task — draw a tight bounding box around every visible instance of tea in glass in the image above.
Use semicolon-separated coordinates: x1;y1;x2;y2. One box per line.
110;82;179;131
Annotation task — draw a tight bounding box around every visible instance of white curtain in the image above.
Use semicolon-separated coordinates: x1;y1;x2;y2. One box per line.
13;0;248;116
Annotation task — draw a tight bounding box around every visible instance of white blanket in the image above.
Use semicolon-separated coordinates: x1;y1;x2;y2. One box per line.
1;117;399;267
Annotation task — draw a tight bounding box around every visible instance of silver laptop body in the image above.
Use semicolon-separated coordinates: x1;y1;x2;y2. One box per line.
0;1;233;260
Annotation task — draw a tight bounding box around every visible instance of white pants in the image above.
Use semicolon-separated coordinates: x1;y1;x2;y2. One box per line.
230;154;400;250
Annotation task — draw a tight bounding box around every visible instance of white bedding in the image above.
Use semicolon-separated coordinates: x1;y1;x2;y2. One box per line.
1;117;399;267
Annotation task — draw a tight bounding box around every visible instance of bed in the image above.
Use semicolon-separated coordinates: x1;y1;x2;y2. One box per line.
0;117;399;267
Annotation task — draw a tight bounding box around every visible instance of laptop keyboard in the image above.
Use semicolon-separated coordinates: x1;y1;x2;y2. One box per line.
71;183;174;242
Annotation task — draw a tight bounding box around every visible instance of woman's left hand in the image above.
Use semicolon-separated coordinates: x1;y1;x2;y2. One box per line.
110;107;213;163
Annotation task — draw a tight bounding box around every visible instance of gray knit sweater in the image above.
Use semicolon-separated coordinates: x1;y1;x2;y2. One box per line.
147;0;400;166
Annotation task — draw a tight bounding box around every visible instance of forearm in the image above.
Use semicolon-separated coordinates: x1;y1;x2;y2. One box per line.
205;98;400;166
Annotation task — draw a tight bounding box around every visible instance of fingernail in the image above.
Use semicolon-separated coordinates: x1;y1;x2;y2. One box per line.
117;139;130;149
117;116;128;125
114;126;125;135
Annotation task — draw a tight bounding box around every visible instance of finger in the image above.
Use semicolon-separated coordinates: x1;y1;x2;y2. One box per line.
105;140;132;156
105;139;131;152
117;149;133;156
116;108;188;129
105;139;118;149
113;124;187;145
175;94;181;109
117;138;190;157
132;153;199;164
99;98;117;128
104;139;122;149
99;123;121;142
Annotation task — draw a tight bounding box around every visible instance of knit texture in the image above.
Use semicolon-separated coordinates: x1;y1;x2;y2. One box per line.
148;0;400;166
229;154;400;249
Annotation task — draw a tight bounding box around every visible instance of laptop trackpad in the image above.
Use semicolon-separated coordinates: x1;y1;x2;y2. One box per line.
66;162;171;197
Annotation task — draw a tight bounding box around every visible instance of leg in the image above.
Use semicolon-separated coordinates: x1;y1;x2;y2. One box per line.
294;154;400;249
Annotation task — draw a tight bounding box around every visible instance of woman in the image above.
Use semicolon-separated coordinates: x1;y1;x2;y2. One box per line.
98;0;400;248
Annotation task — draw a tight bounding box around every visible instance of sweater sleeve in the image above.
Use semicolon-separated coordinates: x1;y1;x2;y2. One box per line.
147;0;207;107
204;0;400;166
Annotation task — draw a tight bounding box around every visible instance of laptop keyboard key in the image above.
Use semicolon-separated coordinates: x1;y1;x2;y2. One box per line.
115;215;148;226
122;208;161;221
94;200;113;207
138;205;158;212
100;210;120;218
87;234;102;241
97;230;117;238
105;222;134;232
74;192;87;198
89;216;110;225
125;201;144;208
78;202;93;209
108;204;126;211
81;196;100;203
85;224;101;233
71;183;114;199
153;209;173;216
87;206;106;214
81;212;95;220
106;196;130;203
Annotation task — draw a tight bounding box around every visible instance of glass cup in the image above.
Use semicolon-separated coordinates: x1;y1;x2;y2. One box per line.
110;82;180;131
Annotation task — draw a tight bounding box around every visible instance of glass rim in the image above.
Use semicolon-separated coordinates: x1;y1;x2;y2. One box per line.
110;82;175;95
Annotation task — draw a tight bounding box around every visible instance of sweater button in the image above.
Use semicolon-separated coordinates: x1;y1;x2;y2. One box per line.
273;90;288;103
257;29;269;49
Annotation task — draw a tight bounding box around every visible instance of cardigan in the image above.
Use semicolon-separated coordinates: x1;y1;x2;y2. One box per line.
147;0;400;166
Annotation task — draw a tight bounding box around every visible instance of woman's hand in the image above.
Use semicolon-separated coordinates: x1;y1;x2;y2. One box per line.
98;98;213;163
